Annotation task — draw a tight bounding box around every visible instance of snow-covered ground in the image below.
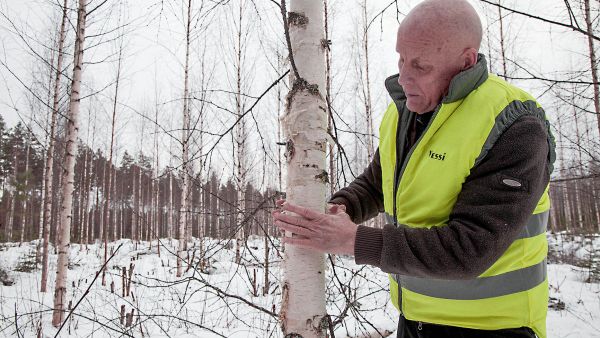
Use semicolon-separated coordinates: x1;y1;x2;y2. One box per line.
0;234;598;337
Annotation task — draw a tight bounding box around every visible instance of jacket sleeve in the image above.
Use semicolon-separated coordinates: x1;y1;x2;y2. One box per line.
354;115;551;279
328;148;384;224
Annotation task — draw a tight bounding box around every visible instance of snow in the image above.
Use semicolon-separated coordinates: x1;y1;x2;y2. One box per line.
0;234;599;337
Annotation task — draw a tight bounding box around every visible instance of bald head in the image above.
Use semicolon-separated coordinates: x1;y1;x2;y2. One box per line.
400;0;482;53
394;0;483;113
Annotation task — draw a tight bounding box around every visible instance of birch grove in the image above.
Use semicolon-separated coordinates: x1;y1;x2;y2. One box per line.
0;0;599;336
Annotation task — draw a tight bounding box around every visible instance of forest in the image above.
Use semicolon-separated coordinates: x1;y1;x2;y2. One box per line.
1;0;599;337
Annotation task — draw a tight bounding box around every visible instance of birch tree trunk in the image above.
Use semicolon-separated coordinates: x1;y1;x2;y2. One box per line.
583;0;600;137
98;159;106;243
79;148;89;248
152;103;159;249
52;0;86;326
101;35;122;285
280;0;328;336
38;36;55;261
324;0;335;198
360;0;374;161
234;0;248;265
6;155;16;241
19;136;31;245
497;0;508;78
137;161;143;241
177;0;193;277
131;165;137;241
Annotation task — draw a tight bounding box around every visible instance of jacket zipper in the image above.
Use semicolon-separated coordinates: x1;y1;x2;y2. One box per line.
392;105;442;224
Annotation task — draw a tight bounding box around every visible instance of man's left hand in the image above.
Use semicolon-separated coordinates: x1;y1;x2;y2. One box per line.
272;200;357;255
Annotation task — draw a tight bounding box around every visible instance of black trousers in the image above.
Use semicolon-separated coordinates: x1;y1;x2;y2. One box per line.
397;315;537;338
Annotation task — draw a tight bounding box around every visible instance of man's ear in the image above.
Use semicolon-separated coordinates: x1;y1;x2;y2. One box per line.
462;48;478;70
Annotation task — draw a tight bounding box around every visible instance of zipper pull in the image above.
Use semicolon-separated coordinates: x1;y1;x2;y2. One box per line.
417;322;423;331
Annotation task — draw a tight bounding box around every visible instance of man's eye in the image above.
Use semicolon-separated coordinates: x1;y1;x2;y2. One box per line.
416;64;431;73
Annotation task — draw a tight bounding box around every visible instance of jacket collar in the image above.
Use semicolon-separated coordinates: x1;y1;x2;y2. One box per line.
385;54;489;108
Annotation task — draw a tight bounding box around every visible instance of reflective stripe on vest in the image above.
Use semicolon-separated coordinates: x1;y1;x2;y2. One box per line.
384;209;548;241
379;73;554;338
517;210;548;239
393;260;547;300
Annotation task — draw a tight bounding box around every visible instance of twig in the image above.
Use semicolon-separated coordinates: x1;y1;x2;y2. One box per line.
54;242;124;338
280;0;299;79
479;0;600;41
14;304;22;338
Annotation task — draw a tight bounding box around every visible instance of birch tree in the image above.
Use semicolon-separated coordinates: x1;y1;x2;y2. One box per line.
358;0;374;161
101;20;124;285
177;0;193;278
280;0;328;336
582;0;600;137
52;0;86;327
18;126;31;246
231;0;250;265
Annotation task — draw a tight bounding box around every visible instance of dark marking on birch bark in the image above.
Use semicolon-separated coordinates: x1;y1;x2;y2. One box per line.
280;282;290;333
286;78;322;111
288;12;308;27
315;141;326;152
315;170;329;184
318;315;330;331
284;140;295;162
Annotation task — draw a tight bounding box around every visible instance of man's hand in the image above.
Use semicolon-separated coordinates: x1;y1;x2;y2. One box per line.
272;199;357;255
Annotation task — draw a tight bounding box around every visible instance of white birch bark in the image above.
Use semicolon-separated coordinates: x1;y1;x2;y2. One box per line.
280;1;328;336
360;0;374;161
52;0;86;326
19;136;31;245
137;161;142;241
37;40;55;259
152;103;159;248
497;0;508;77
6;155;16;241
323;0;335;198
131;165;137;241
98;160;106;243
37;139;47;254
79;148;89;248
177;0;193;277
101;34;122;283
583;0;600;137
234;0;248;264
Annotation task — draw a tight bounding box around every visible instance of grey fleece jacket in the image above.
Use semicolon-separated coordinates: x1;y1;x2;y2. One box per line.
330;58;552;280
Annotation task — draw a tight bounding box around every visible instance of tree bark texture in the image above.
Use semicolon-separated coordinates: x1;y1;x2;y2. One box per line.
280;1;328;336
583;0;600;138
52;0;86;327
177;0;193;277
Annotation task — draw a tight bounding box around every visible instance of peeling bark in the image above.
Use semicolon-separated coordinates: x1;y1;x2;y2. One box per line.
280;1;328;336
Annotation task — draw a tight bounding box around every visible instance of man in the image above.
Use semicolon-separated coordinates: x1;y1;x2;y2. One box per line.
272;0;555;337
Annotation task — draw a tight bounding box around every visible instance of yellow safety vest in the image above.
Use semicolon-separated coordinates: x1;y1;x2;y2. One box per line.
380;74;554;338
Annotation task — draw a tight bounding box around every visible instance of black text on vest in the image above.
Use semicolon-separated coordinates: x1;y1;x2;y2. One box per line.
429;150;446;161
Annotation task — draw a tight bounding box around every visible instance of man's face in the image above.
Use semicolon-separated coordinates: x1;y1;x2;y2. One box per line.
395;27;461;113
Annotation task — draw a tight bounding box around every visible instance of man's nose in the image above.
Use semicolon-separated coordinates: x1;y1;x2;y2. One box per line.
398;66;412;86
